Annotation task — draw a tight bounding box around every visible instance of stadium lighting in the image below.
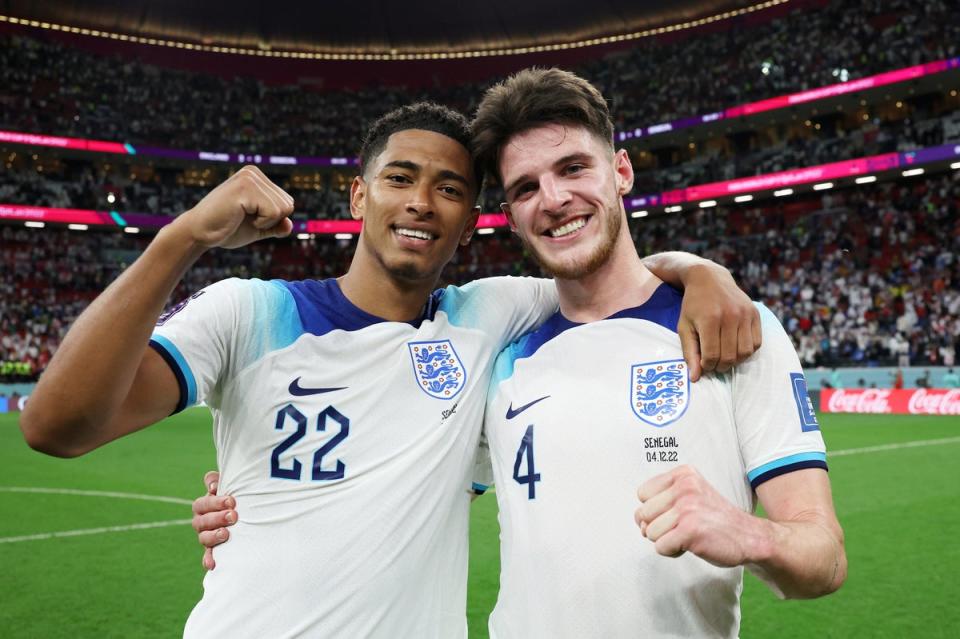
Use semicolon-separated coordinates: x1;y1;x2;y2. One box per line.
0;1;785;61
855;176;877;184
664;205;683;213
476;228;495;235
901;168;925;177
813;182;834;191
123;227;140;234
774;188;794;197
296;233;311;240
68;224;89;231
951;162;960;170
24;221;44;228
733;195;754;203
698;200;718;208
630;210;649;218
334;233;354;240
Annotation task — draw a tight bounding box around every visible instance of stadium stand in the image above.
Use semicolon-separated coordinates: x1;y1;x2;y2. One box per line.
1;0;959;382
3;170;957;382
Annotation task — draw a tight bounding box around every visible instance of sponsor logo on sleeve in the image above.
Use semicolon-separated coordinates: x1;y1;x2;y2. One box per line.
630;359;689;427
790;373;820;431
408;339;466;400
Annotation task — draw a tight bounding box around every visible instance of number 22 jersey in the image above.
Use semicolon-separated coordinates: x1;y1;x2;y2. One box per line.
149;276;556;638
483;283;827;638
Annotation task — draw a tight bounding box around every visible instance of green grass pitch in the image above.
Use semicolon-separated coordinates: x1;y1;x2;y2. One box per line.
2;410;958;637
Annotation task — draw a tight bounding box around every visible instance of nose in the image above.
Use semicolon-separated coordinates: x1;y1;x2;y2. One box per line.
406;182;434;217
539;174;570;215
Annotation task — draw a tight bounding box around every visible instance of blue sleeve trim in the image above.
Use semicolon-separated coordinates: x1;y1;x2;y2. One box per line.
471;482;489;495
148;336;197;413
748;452;828;489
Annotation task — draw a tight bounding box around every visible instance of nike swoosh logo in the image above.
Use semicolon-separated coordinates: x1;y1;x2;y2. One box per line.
288;377;348;396
506;395;551;420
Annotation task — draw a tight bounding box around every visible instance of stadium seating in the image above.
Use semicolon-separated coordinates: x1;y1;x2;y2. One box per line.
1;0;958;381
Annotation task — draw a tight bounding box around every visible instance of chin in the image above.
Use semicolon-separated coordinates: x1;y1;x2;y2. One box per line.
532;239;615;280
385;259;437;283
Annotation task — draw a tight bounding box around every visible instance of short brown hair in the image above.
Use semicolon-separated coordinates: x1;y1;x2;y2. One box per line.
471;67;614;186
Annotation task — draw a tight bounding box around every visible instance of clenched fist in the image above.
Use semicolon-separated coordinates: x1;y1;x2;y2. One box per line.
176;165;295;250
635;465;764;567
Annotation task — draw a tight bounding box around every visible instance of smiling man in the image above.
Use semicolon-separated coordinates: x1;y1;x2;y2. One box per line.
472;69;846;638
22;102;760;638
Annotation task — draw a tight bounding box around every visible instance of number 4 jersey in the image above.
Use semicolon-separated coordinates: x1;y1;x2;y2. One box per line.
483;283;827;639
149;276;556;638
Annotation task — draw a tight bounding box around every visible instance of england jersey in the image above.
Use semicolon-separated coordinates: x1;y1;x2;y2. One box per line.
148;276;556;638
484;284;827;639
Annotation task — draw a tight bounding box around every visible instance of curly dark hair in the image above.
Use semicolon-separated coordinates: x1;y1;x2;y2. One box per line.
360;102;482;199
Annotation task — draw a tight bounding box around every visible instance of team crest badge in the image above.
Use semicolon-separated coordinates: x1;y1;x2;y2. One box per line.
630;359;689;427
408;340;466;400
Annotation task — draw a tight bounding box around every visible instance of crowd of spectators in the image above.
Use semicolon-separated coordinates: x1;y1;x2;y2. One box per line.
634;107;959;193
3;0;960;382
4;92;956;219
1;0;958;158
0;157;354;219
634;172;960;369
3;172;958;381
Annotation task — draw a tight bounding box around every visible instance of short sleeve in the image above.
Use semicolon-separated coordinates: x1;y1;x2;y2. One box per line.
149;279;240;413
733;304;828;490
149;278;302;413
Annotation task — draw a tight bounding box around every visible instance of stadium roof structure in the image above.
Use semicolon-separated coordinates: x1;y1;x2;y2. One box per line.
5;0;758;56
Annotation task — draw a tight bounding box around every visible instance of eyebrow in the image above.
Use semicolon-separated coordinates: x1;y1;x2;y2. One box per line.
382;160;470;187
503;152;593;199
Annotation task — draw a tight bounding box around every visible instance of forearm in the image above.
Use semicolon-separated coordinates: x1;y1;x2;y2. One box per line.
642;251;726;288
747;513;847;599
20;222;205;454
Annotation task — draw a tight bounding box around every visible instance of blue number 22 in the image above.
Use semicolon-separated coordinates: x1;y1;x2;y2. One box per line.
270;404;349;481
513;424;541;499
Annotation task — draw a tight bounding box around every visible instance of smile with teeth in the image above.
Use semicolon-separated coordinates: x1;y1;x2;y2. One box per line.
547;217;588;238
395;227;436;241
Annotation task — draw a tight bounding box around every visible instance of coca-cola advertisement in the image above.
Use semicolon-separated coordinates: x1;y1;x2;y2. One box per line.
821;388;960;415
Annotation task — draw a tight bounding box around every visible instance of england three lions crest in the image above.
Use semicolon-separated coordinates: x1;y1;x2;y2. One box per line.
409;340;466;400
630;359;689;427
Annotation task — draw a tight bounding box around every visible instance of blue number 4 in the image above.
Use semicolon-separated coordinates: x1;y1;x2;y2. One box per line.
513;424;541;499
270;404;349;481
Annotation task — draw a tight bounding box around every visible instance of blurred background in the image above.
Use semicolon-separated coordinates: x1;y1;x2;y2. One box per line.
1;1;958;636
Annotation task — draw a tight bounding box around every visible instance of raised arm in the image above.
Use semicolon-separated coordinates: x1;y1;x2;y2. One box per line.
635;465;845;599
642;251;761;381
20;166;294;457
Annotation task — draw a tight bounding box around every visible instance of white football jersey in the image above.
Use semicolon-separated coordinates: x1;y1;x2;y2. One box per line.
149;276;556;638
484;284;827;639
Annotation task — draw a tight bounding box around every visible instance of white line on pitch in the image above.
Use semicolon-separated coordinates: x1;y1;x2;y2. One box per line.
0;486;192;505
0;519;193;544
831;436;960;457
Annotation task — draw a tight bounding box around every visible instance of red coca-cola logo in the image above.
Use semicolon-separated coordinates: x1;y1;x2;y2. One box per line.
822;388;960;415
826;389;892;414
907;389;960;415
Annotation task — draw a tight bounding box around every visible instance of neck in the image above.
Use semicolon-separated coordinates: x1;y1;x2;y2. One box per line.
554;225;661;323
338;240;439;322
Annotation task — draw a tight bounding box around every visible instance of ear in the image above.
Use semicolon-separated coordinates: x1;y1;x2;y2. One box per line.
459;205;481;246
500;202;519;234
349;176;366;221
614;149;635;196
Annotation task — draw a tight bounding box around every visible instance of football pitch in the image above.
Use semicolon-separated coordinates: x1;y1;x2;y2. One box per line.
2;410;958;638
